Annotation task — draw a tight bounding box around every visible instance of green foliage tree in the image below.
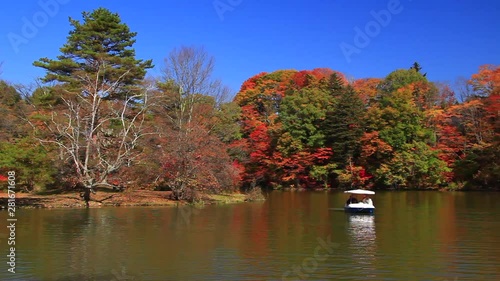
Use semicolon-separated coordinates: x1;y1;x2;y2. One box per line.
310;162;337;189
363;69;449;188
328;73;345;96
0;138;57;192
376;141;449;188
0;80;21;106
34;8;152;97
29;86;63;107
0;81;26;141
454;143;500;189
278;87;330;153
322;85;365;167
377;68;427;95
212;101;242;143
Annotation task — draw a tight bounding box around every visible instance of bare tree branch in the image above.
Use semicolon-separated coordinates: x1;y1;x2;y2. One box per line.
29;63;153;190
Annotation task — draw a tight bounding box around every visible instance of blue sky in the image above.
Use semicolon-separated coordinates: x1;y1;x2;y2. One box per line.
0;0;499;98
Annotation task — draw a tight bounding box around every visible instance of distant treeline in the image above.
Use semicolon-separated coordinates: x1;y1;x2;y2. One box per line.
232;65;499;191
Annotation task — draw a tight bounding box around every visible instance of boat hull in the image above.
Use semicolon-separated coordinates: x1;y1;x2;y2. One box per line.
344;204;375;214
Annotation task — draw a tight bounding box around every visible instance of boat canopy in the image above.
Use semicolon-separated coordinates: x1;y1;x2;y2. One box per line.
344;189;375;195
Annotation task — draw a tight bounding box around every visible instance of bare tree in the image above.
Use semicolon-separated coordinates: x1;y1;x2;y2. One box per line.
455;76;474;103
158;46;235;200
31;76;155;192
161;46;230;130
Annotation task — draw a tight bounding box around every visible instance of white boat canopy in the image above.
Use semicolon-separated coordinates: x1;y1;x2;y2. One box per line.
344;189;375;195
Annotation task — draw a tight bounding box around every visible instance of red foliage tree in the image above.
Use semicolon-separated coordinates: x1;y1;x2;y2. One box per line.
233;68;342;188
352;78;381;105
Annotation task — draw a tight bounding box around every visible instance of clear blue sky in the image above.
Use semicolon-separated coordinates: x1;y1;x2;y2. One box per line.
1;0;499;98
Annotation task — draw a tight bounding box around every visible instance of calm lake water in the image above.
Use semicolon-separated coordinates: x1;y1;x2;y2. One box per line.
1;191;499;281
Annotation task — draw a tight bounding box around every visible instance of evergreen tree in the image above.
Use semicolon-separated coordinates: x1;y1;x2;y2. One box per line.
410;62;427;77
0;138;57;192
328;73;344;97
34;7;153;98
279;87;330;153
322;85;365;167
31;8;154;193
0;81;26;141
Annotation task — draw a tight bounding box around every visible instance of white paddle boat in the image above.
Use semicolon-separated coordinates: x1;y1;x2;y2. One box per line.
344;189;375;214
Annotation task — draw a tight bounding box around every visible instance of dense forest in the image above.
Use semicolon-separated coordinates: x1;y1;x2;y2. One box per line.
0;8;498;200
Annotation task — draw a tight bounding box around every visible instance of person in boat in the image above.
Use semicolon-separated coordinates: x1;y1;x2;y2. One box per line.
362;195;373;205
346;194;358;205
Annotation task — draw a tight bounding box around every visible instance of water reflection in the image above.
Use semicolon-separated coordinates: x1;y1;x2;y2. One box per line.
1;191;500;280
347;214;377;277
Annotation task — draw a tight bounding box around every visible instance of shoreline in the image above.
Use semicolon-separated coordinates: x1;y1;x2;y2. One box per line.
0;190;255;209
1;187;498;209
277;187;500;192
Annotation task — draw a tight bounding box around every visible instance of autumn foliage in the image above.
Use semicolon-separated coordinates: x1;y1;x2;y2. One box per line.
1;57;499;192
233;65;500;190
3;7;498;200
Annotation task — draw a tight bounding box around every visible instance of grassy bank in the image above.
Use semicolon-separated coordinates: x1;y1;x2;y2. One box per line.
0;189;262;209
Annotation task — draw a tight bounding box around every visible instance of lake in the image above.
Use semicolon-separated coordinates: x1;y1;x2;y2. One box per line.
1;190;499;280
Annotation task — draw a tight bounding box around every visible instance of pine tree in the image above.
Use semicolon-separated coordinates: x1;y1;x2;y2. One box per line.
328;73;344;97
31;8;154;194
410;62;426;77
34;7;153;98
322;85;365;167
